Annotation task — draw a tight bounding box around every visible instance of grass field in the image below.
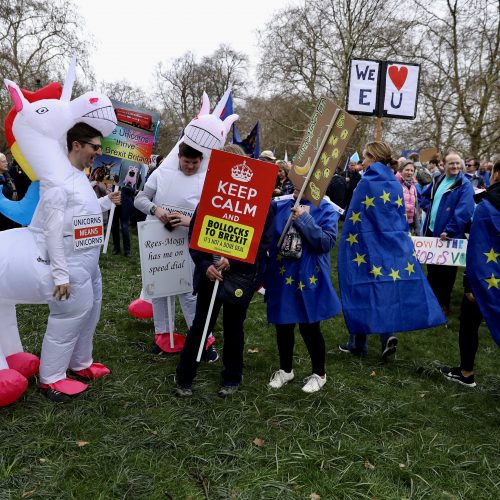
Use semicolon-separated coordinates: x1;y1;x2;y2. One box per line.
1;230;499;499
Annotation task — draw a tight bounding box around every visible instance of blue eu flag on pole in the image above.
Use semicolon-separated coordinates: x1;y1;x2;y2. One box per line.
234;122;260;159
466;196;500;347
338;162;446;334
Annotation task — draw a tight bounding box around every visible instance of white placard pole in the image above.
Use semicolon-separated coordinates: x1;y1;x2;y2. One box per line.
196;280;219;362
102;185;118;254
167;296;174;349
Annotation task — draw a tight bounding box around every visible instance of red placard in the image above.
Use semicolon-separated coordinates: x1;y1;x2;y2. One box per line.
190;150;278;264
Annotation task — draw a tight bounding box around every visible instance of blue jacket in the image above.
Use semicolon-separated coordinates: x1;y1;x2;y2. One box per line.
420;171;474;238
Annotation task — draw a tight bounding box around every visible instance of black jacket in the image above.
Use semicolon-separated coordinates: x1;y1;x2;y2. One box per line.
189;204;275;294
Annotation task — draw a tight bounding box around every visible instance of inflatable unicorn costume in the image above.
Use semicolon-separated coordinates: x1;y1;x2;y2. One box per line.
128;90;238;350
0;59;117;405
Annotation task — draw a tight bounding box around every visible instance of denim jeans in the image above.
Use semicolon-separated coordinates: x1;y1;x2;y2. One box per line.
346;333;394;356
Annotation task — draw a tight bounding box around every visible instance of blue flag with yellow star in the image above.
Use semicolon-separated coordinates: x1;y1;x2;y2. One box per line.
265;196;342;324
466;198;500;347
338;162;446;334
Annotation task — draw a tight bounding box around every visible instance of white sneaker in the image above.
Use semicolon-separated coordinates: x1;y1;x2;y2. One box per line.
268;369;294;389
302;373;326;393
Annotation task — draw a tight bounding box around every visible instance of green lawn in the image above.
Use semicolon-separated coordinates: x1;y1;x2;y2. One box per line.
1;231;499;499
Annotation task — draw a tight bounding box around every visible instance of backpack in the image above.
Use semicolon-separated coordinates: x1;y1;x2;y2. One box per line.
414;162;432;185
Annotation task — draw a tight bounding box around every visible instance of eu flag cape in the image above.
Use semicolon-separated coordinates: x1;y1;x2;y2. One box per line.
466;197;500;347
265;197;341;324
338;162;445;334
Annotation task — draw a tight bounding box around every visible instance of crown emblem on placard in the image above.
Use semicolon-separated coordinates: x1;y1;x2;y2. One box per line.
231;160;253;182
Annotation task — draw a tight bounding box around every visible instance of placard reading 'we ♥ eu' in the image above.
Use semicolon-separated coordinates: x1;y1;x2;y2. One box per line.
346;59;420;119
190;150;277;264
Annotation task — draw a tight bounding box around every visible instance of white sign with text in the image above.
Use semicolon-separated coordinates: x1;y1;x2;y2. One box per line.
137;219;193;299
412;236;467;267
346;59;380;115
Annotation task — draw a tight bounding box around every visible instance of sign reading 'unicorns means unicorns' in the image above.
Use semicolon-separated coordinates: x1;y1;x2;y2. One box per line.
0;57;118;406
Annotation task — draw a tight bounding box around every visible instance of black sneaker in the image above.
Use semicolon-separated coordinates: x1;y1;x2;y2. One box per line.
150;343;165;355
175;385;193;397
202;345;219;363
440;366;476;388
382;336;398;360
338;343;367;357
40;388;73;403
217;384;239;398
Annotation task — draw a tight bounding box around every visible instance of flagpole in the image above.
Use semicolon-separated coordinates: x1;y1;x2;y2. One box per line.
277;109;340;248
375;117;382;141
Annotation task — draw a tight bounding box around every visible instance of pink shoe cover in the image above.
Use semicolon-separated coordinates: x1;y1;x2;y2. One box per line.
6;352;40;379
155;333;185;353
0;369;28;406
128;298;153;319
39;378;88;395
71;362;111;380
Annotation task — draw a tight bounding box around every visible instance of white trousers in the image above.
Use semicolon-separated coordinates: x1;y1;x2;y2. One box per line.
152;291;197;334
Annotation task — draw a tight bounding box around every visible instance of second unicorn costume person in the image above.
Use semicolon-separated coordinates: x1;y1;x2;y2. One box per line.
134;90;238;355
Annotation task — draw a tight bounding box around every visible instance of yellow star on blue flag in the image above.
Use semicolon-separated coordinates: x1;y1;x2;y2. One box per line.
484;248;499;263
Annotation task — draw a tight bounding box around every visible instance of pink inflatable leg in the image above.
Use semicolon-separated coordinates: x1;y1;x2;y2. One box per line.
0;369;28;406
128;298;153;319
6;352;40;379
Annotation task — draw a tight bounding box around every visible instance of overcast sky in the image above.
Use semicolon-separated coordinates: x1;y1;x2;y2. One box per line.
79;0;295;91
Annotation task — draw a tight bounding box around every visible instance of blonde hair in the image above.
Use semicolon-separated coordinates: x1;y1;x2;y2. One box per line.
364;141;394;165
223;144;246;156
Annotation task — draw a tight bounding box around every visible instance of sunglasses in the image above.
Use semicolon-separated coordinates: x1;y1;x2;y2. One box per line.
81;141;102;152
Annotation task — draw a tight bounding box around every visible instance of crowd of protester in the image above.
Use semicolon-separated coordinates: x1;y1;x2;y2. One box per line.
1;138;498;400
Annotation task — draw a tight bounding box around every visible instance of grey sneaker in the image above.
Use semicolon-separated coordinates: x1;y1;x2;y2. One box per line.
175;385;193;397
382;336;398;360
217;384;239;398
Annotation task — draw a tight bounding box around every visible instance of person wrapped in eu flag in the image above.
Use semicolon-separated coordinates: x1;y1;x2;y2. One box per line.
439;162;500;388
465;164;500;347
265;191;342;393
338;142;445;357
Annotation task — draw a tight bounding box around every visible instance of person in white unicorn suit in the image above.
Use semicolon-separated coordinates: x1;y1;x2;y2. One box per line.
134;90;238;356
0;60;120;404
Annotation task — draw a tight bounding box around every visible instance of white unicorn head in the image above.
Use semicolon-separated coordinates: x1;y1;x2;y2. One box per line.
160;88;239;172
4;57;117;184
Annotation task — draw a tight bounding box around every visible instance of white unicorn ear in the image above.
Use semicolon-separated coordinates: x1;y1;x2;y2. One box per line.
198;92;210;115
61;55;77;102
223;114;239;134
4;79;27;112
212;88;232;118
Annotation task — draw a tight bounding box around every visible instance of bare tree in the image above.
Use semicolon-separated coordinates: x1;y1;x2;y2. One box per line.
412;0;499;157
154;45;249;153
100;80;149;108
0;0;89;150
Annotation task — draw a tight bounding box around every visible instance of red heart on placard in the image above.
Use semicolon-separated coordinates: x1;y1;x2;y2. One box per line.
388;66;408;91
89;97;99;104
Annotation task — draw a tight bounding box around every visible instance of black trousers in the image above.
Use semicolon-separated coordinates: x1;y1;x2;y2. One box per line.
275;322;326;376
176;279;251;387
459;294;483;372
427;264;458;309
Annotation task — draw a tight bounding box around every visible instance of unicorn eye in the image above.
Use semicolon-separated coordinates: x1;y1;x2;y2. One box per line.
36;107;49;114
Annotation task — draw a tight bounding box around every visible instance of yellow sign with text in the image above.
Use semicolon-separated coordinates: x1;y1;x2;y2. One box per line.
197;216;254;260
